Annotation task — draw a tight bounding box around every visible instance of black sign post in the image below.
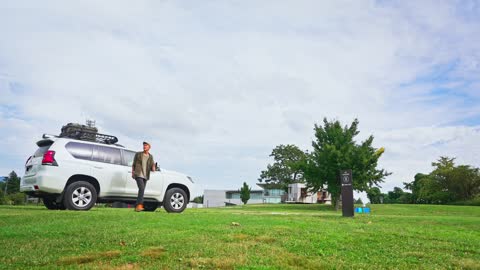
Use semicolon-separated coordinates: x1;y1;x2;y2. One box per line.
341;170;354;217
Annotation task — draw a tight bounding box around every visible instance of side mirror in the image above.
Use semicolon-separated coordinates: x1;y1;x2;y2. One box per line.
155;162;161;172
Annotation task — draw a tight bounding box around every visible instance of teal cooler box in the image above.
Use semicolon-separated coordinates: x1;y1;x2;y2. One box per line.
355;207;371;214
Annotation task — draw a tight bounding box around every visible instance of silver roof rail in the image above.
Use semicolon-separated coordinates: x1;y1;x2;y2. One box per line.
42;134;59;139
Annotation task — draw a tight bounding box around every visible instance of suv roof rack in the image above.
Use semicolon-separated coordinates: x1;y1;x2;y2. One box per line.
59;131;119;145
59;123;119;145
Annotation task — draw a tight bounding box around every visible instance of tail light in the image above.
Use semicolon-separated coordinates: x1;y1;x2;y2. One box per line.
42;151;57;166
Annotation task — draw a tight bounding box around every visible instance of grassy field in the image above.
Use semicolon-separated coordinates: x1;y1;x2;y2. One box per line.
0;204;479;270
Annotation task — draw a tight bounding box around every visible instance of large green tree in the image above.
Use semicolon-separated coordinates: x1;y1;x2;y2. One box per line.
386;187;404;203
431;157;480;202
5;171;20;195
258;144;306;190
239;182;251;205
405;157;480;204
366;187;383;204
303;118;390;209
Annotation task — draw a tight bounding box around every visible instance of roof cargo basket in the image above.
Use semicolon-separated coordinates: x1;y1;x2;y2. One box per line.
59;123;118;145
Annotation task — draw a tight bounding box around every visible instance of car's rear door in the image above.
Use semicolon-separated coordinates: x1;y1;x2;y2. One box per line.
91;145;125;196
122;150;138;196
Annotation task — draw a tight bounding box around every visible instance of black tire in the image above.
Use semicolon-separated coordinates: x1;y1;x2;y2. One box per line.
43;197;66;210
143;202;159;212
63;181;97;211
163;188;188;213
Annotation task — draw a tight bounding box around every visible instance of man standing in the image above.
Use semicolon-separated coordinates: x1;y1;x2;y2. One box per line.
132;141;155;212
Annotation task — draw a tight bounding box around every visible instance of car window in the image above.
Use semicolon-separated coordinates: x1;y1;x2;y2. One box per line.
65;142;93;160
123;150;136;167
93;146;122;165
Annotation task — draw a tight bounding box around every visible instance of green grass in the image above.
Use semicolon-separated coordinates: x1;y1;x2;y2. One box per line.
0;204;479;270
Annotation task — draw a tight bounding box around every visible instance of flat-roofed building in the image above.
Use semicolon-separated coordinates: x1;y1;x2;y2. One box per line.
286;183;331;204
204;189;264;207
203;183;287;207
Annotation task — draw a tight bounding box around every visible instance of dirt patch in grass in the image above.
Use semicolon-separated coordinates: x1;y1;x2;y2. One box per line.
453;258;480;270
187;256;245;270
232;233;249;241
230;234;275;244
57;250;121;266
109;263;140;270
97;262;140;270
255;235;276;244
403;251;427;258
140;246;166;258
273;248;316;268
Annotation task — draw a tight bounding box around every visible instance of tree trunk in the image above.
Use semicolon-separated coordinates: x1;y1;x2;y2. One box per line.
331;194;341;211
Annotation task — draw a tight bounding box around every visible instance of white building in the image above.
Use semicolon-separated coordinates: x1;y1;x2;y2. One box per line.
203;183;287;208
203;189;264;207
286;183;331;204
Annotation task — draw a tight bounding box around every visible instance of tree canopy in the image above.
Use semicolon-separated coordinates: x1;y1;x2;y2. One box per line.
302;118;390;208
366;187;383;204
404;157;480;204
240;182;251;205
3;171;21;195
258;144;306;190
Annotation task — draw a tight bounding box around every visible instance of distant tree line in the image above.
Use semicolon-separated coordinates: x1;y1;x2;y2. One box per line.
0;171;27;205
367;157;480;206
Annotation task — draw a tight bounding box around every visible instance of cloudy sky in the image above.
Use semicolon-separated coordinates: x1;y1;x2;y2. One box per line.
1;1;479;198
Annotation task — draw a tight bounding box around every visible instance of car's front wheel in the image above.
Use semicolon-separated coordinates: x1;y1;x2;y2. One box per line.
63;181;97;211
163;188;187;213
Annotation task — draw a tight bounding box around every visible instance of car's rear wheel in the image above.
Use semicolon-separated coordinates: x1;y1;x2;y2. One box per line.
163;188;187;213
143;202;159;212
63;181;97;211
43;197;66;210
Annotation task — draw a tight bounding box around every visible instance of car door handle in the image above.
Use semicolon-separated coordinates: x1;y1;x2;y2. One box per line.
128;171;132;173
94;166;103;169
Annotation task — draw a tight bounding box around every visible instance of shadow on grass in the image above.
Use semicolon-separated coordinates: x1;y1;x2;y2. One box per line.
0;205;49;211
225;203;336;212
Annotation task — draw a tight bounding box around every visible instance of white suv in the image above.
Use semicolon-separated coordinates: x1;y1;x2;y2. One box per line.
21;135;194;212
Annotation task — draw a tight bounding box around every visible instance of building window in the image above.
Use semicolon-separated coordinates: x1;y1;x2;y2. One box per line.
264;189;285;197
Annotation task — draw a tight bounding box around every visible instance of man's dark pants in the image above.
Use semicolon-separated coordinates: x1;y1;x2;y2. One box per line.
135;177;147;205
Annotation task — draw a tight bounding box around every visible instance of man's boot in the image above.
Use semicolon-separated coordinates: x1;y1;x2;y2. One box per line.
135;203;144;212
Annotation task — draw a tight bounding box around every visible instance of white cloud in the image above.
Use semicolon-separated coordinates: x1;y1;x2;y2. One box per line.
0;1;479;196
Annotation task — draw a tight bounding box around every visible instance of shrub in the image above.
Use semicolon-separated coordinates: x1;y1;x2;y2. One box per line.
449;195;480;206
5;193;26;205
